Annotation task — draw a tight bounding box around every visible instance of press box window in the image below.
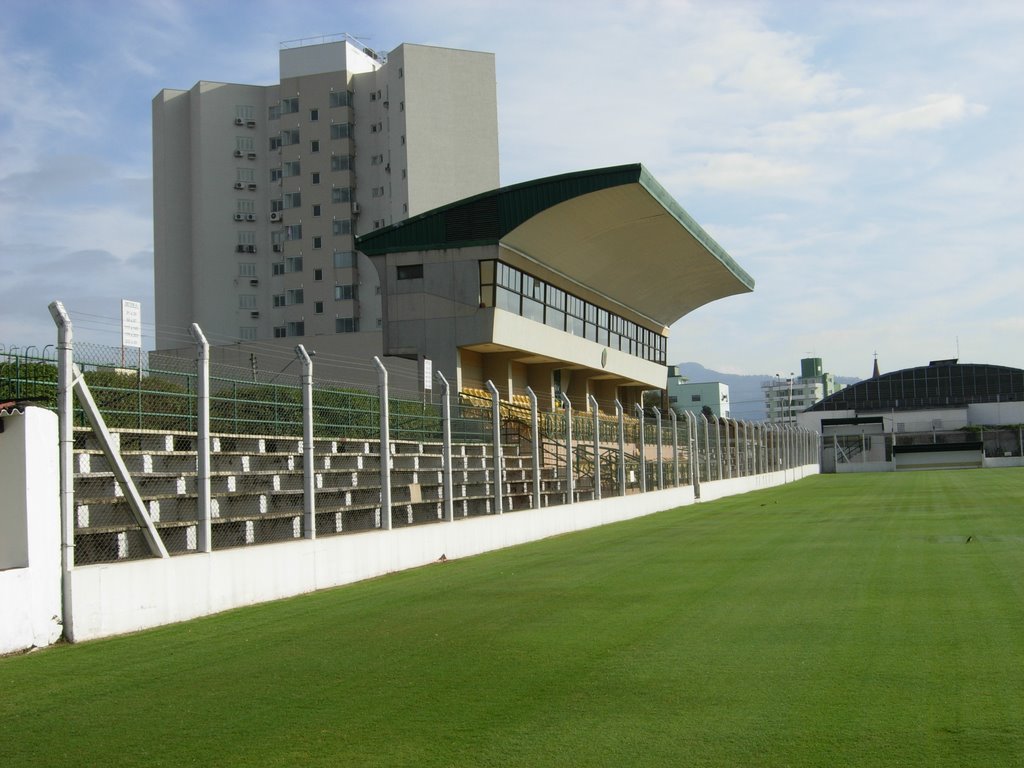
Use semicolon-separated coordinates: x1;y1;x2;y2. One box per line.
396;264;423;280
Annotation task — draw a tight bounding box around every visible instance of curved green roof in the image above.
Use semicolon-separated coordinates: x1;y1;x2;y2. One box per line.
357;163;754;326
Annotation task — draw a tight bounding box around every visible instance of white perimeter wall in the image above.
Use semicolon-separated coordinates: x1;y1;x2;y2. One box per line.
66;465;818;643
0;409;62;655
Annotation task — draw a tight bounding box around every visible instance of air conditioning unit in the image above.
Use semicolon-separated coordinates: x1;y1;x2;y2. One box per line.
250;279;259;287
272;243;282;252
247;152;258;160
247;183;257;191
351;202;360;215
246;120;257;128
250;311;260;319
236;244;247;253
233;182;245;190
245;213;256;222
234;118;244;126
270;211;282;222
233;150;244;157
233;213;245;221
247;244;257;253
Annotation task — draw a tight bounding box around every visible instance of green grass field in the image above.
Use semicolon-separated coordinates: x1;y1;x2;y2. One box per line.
2;469;1023;767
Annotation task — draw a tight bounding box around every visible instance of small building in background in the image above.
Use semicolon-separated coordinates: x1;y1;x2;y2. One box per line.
762;357;842;424
666;373;730;418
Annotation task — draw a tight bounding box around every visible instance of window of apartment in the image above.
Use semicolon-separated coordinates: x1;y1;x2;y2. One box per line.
281;97;299;115
281;129;300;146
691;394;702;402
239;327;257;341
313;268;323;281
236;199;255;214
401;168;407;179
400;135;406;145
370;92;378;102
273;294;286;307
283;192;301;209
330;123;352;140
237;230;256;246
332;219;352;236
272;262;285;276
270;198;283;213
330;155;353;172
286;256;303;272
285;224;302;240
399;101;404;111
270;167;282;182
370;154;384;166
311;235;322;249
239;295;257;309
370;123;380;134
376;318;382;328
309;108;319;121
235;105;255;121
373;219;385;230
329;91;353;108
311;172;320;185
236;167;256;183
273;326;287;338
398;67;403;79
283;160;300;177
314;301;324;314
402;203;408;214
268;105;281;121
287;289;304;305
334;284;358;301
238;262;257;277
269;135;282;151
235;136;255;152
336;317;359;333
331;187;351;203
371;186;384;198
287;321;305;336
396;264;423;280
333;250;355;268
312;204;321;218
310;140;320;153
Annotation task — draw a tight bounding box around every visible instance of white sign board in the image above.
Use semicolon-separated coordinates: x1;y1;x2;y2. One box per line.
422;358;433;391
121;299;142;349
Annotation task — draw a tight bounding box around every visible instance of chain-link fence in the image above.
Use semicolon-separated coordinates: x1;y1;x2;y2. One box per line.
5;332;819;567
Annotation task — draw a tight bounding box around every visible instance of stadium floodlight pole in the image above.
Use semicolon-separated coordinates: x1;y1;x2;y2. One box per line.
588;394;601;500
634;403;647;493
653;406;664;489
485;380;504;514
669;407;679;487
436;371;454;522
526;387;541;509
191;324;212;552
559;392;575;504
615;399;626;496
373;357;392;530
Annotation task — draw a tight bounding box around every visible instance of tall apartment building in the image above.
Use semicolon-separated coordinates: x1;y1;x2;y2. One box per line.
762;357;841;424
153;36;499;352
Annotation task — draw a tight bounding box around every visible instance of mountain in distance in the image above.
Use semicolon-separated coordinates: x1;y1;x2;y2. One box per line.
673;362;861;422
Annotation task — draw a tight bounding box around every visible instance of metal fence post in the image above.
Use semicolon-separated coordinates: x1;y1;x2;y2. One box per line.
723;417;732;479
702;413;711;483
436;371;454;522
191;324;212;552
486;380;504;514
588;394;601;500
559;392;574;504
373;357;392;530
296;345;315;539
615;399;626;496
687;410;700;497
653;407;664;489
47;301;75;612
713;417;723;480
526;387;541;509
635;403;647;493
670;408;679;486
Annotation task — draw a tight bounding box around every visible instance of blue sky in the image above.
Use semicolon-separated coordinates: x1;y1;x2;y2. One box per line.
1;0;1022;379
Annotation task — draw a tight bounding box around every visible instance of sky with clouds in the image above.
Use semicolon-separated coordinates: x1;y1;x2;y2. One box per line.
1;0;1021;379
